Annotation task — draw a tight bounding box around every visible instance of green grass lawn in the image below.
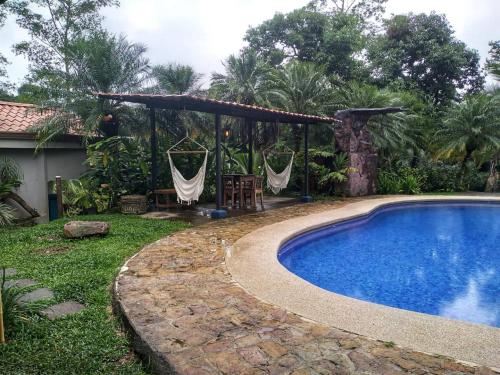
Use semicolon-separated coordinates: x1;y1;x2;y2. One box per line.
0;214;188;375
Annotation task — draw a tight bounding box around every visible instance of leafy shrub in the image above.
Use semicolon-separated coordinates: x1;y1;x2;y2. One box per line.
0;157;23;226
377;167;425;195
84;136;150;203
49;179;111;216
420;161;461;192
377;170;401;194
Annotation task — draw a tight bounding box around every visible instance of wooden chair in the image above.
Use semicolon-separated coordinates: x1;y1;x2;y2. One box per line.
223;175;240;208
241;175;264;210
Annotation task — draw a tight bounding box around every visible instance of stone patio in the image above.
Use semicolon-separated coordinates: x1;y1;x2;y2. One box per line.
114;198;499;375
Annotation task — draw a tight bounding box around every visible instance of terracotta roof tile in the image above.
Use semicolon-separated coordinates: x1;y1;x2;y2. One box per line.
0;101;49;134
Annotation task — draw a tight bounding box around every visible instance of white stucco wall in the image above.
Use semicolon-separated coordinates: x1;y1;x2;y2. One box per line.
0;138;87;222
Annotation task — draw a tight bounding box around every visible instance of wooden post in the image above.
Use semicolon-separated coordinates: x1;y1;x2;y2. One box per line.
301;124;312;202
247;119;253;174
150;107;158;193
211;113;227;219
55;176;63;217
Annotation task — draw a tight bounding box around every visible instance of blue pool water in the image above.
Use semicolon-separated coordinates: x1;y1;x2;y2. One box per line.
279;202;500;327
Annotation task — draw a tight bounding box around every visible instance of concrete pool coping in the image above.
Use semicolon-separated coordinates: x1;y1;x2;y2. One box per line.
227;195;500;368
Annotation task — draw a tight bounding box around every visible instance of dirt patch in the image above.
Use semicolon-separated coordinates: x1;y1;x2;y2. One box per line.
35;245;71;255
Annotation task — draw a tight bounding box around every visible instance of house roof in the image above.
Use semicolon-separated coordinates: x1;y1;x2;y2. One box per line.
96;93;338;124
0;101;48;134
0;100;82;141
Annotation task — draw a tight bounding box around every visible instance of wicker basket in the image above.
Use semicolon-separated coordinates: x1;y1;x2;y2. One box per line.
120;195;147;215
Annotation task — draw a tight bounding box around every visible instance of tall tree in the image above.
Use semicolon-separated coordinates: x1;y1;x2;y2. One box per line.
367;13;484;106
152;63;203;95
8;0;118;94
0;1;10;95
308;0;387;24
32;32;151;146
245;8;329;67
486;41;500;81
245;8;366;81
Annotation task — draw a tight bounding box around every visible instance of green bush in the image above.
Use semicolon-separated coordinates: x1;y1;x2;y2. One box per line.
377;167;425;195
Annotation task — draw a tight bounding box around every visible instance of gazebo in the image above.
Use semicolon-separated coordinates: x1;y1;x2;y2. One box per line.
96;93;337;218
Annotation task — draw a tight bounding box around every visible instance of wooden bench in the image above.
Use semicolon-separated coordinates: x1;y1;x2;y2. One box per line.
154;189;177;210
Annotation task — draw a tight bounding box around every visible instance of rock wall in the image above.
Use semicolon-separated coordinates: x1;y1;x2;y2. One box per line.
334;113;378;196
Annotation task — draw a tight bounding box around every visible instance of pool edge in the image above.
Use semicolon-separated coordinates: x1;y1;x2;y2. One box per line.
226;195;500;369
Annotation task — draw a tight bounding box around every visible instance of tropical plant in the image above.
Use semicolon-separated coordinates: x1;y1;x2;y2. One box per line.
0;157;23;226
332;82;417;156
31;32;151;148
267;61;333;151
436;93;500;180
152;63;203;95
211;49;270;105
83;136;150;203
48;179;111;216
318;152;356;191
1;267;29;340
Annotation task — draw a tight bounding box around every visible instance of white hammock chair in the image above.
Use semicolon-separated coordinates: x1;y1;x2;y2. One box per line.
263;147;295;195
167;136;208;205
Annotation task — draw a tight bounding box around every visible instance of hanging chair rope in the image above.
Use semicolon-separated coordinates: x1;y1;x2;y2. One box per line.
263;152;294;195
167;136;208;205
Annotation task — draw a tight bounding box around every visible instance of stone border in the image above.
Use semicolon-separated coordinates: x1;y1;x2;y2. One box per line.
227;196;500;368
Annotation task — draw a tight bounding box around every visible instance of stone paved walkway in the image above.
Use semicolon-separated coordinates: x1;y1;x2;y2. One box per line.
114;199;499;375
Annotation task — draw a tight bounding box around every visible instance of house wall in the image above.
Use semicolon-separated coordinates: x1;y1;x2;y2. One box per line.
0;138;87;222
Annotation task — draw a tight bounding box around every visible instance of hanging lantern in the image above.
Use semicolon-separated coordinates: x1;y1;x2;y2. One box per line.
223;126;231;138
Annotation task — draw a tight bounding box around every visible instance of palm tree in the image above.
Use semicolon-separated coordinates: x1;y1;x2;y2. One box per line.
151;63;203;95
32;32;151;147
436;93;500;177
332;82;418;158
266;61;333;151
267;61;332;114
211;49;269;105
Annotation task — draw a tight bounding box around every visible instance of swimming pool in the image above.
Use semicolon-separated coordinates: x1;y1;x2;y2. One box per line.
279;202;500;328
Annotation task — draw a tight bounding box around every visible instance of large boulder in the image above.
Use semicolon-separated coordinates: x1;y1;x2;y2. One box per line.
63;221;109;239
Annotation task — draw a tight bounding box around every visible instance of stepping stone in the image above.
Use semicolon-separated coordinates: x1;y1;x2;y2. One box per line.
4;279;37;289
16;288;55;306
0;268;16;277
40;301;85;320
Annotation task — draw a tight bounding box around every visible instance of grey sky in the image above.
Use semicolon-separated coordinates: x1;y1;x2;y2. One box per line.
1;0;498;88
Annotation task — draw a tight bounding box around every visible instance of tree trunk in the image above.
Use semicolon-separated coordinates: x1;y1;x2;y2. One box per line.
3;192;39;218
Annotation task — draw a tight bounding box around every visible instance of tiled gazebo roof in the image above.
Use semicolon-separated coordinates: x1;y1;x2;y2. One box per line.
96;93;338;124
